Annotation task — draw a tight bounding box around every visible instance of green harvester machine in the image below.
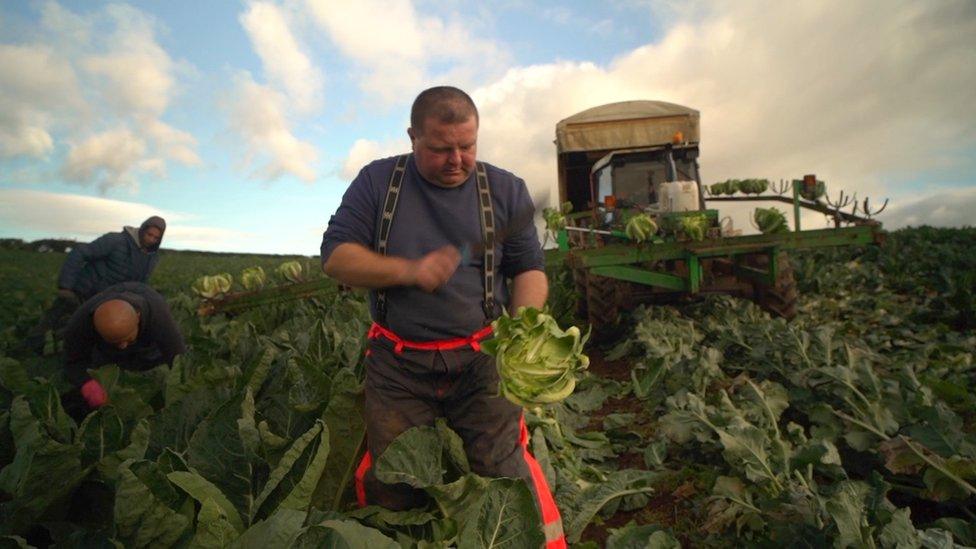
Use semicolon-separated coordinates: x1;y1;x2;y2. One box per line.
547;101;887;339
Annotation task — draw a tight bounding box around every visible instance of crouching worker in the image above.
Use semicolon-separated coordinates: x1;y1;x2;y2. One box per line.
321;86;564;548
27;216;167;354
62;281;186;414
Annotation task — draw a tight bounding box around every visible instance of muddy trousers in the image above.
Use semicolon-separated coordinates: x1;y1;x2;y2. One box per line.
356;338;566;548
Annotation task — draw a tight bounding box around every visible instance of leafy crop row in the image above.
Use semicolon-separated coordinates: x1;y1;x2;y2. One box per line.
0;227;973;547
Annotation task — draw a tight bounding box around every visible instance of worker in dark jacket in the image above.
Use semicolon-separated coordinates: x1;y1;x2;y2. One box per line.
27;216;166;353
62;282;185;410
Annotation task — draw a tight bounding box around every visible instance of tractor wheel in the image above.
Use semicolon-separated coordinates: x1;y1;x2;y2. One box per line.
748;252;799;320
585;273;626;343
572;266;589;321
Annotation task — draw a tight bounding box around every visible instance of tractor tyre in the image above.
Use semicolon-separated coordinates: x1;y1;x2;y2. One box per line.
585;273;626;343
572;266;589;321
748;252;799;320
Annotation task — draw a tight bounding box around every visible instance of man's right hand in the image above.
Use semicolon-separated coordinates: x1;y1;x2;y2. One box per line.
404;246;460;292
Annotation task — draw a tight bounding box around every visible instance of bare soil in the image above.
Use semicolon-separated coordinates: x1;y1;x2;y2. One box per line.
576;349;696;545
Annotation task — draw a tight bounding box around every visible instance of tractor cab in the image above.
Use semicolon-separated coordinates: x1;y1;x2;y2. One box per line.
591;146;704;219
556;100;702;217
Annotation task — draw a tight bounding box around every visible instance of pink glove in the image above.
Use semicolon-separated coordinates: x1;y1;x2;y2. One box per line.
80;379;108;408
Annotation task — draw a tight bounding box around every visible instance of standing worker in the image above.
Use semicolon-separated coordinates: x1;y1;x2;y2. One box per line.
62;281;185;413
27;216;167;353
320;86;564;547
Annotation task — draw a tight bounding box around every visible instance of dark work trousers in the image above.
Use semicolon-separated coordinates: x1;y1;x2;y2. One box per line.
362;337;531;510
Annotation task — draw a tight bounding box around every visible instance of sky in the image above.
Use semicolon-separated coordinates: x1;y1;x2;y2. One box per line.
0;0;973;255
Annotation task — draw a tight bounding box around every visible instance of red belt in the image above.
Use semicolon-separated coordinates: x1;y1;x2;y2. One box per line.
366;322;493;354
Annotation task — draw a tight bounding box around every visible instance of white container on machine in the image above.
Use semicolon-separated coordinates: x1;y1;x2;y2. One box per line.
658;180;700;212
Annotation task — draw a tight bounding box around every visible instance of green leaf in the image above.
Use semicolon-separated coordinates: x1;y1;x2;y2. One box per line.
0;358;32;395
186;391;259;522
311;368;365;512
77;407;126;466
878;507;920;549
427;474;490;528
0;397;90;535
374;425;444;489
293;519;399;549
253;421;331;521
286;356;332;413
188;497;241;549
606;522;681;549
244;344;276;397
22;382;75;443
257;421;288;450
561;469;658;543
880;438;926;475
702;476;763;536
0;535;33;548
78;409;150;481
229;508;305;548
148;388;220;457
437;418;470;475
922;456;976;501
167;470;245;533
115;460;191;548
825;480;873;549
90;366;155;423
130;459;185;508
456;478;544;549
531;427;556;489
930;518;976;546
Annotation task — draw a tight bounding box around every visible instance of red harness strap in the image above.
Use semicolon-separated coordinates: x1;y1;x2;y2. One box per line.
519;415;567;548
366;322;494;354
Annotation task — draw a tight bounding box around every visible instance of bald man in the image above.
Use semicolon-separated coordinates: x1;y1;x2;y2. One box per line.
63;281;186;408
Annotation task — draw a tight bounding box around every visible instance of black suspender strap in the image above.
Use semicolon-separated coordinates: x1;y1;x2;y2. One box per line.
375;154;409;322
475;161;498;321
374;155;498;325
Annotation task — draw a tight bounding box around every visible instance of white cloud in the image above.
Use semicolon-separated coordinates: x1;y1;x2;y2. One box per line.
341;138;408;180
83;52;172;117
39;1;93;47
304;0;424;63
0;43;82;158
0;189;250;252
0;189;250;250
60;128;147;190
1;186;328;255
303;0;508;104
240;1;323;114
227;74;318;182
1;3;200;189
228;2;323;183
879;187;976;229
81;5;177;118
143;118;202;168
463;0;975;229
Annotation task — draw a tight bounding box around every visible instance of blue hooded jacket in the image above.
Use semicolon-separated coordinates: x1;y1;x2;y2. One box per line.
57;216;166;300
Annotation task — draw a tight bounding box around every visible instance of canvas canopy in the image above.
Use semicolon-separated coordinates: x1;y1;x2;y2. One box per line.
555;100;700;154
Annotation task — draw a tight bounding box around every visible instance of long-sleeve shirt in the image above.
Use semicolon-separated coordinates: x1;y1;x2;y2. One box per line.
321;154;545;341
63;282;186;386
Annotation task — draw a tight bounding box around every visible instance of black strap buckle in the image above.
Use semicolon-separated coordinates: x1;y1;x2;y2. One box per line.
482;298;498;319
